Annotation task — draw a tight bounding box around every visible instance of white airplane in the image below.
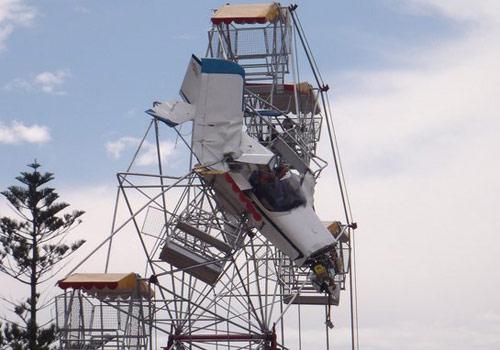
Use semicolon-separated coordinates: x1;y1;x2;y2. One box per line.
147;55;344;296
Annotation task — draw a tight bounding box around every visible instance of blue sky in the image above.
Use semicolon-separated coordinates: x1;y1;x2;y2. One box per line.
2;1;500;349
0;0;458;186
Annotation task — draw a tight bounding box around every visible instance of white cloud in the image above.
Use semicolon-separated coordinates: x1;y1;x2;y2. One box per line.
401;0;500;24
0;120;51;144
105;136;137;159
5;69;71;95
0;0;36;51
313;0;500;348
33;70;71;94
105;136;176;166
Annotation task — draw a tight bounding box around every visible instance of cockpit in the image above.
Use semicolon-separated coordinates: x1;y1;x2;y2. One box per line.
249;165;306;212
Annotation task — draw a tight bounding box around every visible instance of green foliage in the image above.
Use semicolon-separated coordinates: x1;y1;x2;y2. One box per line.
1;321;56;350
0;162;85;350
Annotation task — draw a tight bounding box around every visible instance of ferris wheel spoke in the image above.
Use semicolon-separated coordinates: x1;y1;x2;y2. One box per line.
154;282;255;335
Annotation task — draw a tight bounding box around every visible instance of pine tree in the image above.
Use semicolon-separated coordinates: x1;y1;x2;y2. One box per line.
0;162;85;350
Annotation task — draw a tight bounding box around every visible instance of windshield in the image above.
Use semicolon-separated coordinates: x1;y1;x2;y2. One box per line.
249;169;306;212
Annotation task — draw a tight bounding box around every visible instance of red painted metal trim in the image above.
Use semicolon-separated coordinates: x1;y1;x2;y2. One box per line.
57;281;119;290
224;173;262;222
170;333;268;342
211;17;269;25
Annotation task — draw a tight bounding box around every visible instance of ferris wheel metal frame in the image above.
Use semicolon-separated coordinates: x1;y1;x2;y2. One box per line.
55;4;358;350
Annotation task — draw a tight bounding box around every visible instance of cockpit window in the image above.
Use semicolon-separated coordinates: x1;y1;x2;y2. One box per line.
249;168;306;212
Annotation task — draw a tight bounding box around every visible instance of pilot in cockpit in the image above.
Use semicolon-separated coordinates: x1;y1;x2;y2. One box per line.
249;163;306;212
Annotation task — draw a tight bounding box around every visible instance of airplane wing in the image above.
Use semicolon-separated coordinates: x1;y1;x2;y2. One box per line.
146;100;196;127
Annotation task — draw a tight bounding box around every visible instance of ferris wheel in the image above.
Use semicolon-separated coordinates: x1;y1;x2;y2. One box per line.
55;3;358;350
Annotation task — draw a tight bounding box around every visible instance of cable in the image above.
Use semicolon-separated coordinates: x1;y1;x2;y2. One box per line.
291;8;360;350
325;92;359;350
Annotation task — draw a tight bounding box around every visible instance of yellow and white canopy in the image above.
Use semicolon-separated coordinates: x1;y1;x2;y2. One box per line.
58;273;153;299
211;3;280;25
